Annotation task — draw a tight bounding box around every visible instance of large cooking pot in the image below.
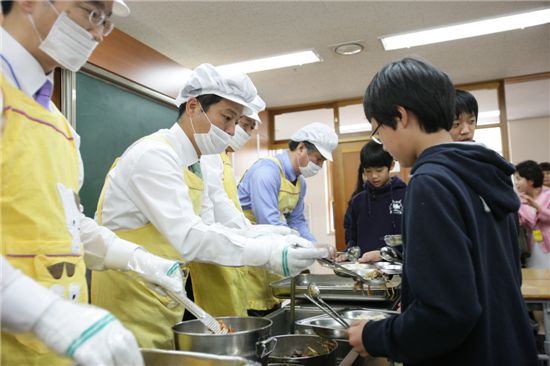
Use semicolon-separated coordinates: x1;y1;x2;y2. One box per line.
173;316;272;361
257;334;338;366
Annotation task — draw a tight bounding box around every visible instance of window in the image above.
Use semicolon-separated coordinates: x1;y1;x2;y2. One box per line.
460;82;509;159
273;108;334;141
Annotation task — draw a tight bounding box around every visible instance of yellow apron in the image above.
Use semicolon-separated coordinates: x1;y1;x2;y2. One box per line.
91;136;203;349
188;152;248;317
243;156;302;311
1;73;85;366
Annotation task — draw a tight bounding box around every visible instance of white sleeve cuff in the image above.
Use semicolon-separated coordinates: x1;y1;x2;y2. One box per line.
1;268;60;333
103;238;141;271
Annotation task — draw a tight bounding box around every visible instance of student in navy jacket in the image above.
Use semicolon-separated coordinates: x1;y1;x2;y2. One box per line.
348;141;406;262
346;57;538;366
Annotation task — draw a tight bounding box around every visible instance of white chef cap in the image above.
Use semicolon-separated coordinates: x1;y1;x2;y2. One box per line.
244;95;266;125
175;63;257;116
290;122;339;161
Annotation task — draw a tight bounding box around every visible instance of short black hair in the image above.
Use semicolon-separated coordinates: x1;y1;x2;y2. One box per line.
455;89;479;121
2;1;13;15
516;160;543;188
360;140;393;169
363;57;455;133
288;140;319;155
539;162;550;172
177;94;222;119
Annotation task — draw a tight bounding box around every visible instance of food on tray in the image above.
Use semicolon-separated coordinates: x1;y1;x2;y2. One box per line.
354;313;386;321
365;269;386;281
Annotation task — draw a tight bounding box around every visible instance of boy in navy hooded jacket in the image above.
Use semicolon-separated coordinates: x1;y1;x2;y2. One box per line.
348;141;406;262
346;58;538;366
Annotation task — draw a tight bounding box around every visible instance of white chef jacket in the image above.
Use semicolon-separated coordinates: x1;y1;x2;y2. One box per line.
0;28;139;271
200;153;251;229
98;123;271;266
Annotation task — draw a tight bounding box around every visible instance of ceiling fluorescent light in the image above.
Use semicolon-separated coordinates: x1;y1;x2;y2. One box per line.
380;8;550;50
218;50;321;74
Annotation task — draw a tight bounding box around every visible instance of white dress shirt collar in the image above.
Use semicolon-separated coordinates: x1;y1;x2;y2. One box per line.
0;27;53;98
168;122;199;167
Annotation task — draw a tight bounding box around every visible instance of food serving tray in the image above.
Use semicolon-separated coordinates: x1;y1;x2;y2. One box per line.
295;308;396;339
270;274;390;302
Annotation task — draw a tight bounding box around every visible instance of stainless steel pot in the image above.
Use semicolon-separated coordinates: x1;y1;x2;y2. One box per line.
141;348;260;366
173;316;272;361
258;334;338;366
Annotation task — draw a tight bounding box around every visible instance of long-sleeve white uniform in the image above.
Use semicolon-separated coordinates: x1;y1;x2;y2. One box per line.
98;123;274;266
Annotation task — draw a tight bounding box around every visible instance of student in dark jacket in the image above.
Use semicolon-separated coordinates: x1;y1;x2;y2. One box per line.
348;141;406;262
346;57;538;366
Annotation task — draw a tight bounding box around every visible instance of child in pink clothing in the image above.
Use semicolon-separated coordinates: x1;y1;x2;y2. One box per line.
515;160;550;268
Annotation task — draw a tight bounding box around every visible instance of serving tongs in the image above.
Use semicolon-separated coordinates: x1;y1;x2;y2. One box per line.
317;257;370;285
166;290;228;335
304;283;350;329
303;284;362;366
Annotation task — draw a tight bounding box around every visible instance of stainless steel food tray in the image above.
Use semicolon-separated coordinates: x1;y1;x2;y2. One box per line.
295;309;396;339
270;274;390;301
141;348;260;366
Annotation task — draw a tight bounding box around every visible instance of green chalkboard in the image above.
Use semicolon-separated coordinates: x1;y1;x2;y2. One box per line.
76;72;178;218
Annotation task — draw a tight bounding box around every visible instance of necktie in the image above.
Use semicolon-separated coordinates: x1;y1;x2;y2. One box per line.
34;80;53;109
188;162;202;179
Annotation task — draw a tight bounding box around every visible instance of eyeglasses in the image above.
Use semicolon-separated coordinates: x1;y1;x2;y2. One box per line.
76;3;114;36
370;124;382;144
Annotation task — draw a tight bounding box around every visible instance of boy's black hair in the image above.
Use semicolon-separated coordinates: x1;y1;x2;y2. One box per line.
360;140;393;169
363;57;455;133
177;94;222;119
288;140;319;155
455;89;479;121
516;160;543;188
539;162;550;172
2;1;13;15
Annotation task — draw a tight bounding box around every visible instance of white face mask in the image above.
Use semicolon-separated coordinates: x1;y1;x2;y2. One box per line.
28;5;98;72
191;107;231;155
300;160;322;178
228;125;251;151
297;151;322;178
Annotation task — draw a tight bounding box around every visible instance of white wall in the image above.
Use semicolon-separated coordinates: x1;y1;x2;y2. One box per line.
508;116;550;164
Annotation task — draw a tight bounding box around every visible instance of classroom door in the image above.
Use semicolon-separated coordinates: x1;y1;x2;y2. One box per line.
332;140;366;250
